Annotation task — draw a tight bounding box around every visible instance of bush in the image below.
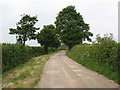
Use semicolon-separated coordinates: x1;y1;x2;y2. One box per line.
67;42;119;84
2;43;49;73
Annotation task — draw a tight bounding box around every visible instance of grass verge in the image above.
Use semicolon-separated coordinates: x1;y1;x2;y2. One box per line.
2;50;60;88
67;52;119;84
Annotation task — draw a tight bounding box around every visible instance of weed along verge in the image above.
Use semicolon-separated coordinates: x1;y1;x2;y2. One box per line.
67;43;119;85
2;51;59;88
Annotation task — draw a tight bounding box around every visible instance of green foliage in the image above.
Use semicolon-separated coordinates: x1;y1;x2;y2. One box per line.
94;33;115;44
3;50;60;88
2;43;49;72
9;14;39;45
37;24;60;53
118;43;120;83
55;5;93;49
58;44;68;50
31;47;45;57
8;70;31;83
67;41;119;84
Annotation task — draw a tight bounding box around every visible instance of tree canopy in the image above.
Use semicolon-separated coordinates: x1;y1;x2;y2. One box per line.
9;14;39;45
96;33;115;44
55;5;93;49
37;24;60;53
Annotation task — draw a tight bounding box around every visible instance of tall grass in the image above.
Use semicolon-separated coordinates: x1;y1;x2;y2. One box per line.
67;42;119;84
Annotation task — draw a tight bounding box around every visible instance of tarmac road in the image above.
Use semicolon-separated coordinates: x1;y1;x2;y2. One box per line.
36;50;118;88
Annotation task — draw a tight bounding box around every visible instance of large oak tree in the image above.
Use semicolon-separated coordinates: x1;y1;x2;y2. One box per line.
55;6;93;49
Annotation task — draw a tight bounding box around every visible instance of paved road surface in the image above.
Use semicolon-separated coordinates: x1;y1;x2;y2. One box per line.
36;51;118;88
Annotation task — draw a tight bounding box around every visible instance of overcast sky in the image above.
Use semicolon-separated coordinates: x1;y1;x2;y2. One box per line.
0;0;119;46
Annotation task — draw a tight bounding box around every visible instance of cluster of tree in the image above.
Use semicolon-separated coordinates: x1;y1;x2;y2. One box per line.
9;5;93;53
92;33;115;44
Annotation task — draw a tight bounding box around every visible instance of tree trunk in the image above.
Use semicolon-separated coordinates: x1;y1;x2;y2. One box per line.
23;34;26;45
23;40;25;45
44;46;48;54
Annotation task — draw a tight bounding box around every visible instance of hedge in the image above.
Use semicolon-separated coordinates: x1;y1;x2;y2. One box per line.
67;42;120;84
2;43;53;73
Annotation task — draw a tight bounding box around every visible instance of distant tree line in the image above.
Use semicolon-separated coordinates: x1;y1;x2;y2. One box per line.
9;5;93;53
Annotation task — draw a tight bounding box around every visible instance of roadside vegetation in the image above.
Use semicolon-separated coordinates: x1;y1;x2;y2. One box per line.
2;4;119;88
2;51;59;88
2;43;56;73
3;5;92;74
67;33;120;84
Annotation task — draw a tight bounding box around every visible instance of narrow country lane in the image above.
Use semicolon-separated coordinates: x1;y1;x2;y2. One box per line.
36;50;118;88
